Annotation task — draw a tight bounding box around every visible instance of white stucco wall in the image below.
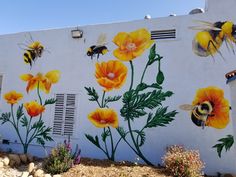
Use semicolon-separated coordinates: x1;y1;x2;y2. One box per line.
0;0;236;175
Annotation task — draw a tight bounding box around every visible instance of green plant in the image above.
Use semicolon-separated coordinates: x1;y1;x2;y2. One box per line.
0;70;60;153
43;144;73;175
85;44;177;165
162;145;204;177
213;135;234;157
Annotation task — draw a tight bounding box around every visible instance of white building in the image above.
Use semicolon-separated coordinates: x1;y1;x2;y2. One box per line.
0;0;236;175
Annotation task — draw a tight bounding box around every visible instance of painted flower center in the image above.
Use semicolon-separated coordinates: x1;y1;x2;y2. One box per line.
100;120;107;124
107;72;115;79
126;43;137;51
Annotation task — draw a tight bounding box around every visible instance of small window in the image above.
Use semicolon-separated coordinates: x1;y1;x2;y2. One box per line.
52;93;78;137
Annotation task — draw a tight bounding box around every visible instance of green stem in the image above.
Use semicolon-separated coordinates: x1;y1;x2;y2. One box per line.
115;129;138;154
129;61;134;90
25;117;32;146
27;82;44;147
37;81;42;105
158;60;161;72
101;91;106;108
96;100;102;108
140;63;149;84
127;118;153;166
11;105;25;152
108;127;115;161
103;128;110;159
136;127;145;146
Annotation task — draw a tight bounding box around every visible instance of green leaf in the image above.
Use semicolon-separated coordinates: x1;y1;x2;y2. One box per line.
145;107;177;128
212;135;234;158
0;112;11;124
101;129;110;142
85;87;99;102
150;83;162;89
117;127;126;138
31;119;44;129
134;130;146;147
136;83;162;92
85;134;101;148
44;98;57;106
121;89;174;121
148;44;156;65
156;70;164;85
136;83;148;92
20;116;28;127
16;104;24;120
36;137;45;147
104;95;122;105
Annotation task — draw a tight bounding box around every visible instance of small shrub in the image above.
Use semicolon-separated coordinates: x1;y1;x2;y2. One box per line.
43;138;81;175
162;145;204;177
43;144;73;174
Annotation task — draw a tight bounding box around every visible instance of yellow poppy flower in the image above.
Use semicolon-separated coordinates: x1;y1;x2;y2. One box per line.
20;70;60;93
95;60;127;91
113;28;154;61
192;86;230;129
4;91;23;105
24;101;45;117
88;108;119;128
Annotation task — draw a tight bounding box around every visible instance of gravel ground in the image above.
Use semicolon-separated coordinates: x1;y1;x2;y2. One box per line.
61;158;172;177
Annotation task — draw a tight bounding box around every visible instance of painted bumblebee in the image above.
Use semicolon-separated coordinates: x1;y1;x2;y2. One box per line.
190;20;236;58
19;34;44;69
179;101;214;129
87;34;108;60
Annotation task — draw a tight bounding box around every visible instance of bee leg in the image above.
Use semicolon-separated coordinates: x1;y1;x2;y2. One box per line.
201;122;205;129
208;40;225;61
97;53;100;60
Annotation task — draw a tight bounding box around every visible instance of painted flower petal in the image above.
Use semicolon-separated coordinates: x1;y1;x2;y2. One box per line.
88;108;119;128
20;74;34;81
113;49;134;61
113;32;131;48
95;60;127;91
113;28;154;61
21;70;60;94
45;70;60;84
24;101;45;117
192;86;230;129
4;91;23;105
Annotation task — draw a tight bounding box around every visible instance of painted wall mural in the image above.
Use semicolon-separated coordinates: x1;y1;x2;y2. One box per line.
190;20;236;59
87;34;108;60
189;20;236;158
0;35;60;154
18;34;45;69
180;86;230;129
180;86;233;157
85;28;177;165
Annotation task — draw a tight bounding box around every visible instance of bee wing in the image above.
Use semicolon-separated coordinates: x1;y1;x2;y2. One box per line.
18;43;29;50
225;37;235;54
189;20;222;31
97;33;107;45
189;26;222;31
179;104;194;111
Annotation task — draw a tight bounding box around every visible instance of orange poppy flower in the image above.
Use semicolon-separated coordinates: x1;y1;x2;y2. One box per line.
192;86;230;129
113;28;154;61
20;70;60;93
24;101;45;117
4;91;23;105
95;60;127;91
88;108;119;128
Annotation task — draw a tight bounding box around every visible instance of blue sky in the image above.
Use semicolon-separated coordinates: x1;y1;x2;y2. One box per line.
0;0;205;35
